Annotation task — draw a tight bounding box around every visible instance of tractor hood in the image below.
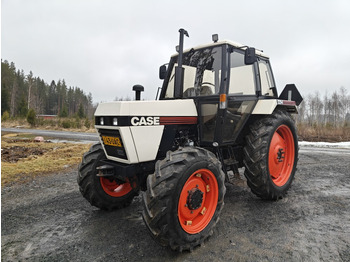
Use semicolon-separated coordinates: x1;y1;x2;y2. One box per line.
95;99;197;117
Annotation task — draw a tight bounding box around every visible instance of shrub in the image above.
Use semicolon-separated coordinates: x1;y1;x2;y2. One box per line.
84;118;91;129
27;109;36;126
61;120;71;128
59;106;68;118
75;117;82;128
2;111;10;122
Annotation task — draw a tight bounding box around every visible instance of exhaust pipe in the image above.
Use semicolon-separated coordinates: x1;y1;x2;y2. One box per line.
133;85;144;100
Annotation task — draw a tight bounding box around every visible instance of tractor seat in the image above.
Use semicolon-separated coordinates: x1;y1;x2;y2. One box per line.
200;85;213;96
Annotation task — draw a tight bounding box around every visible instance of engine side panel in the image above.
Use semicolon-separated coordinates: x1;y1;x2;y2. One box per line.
130;126;164;162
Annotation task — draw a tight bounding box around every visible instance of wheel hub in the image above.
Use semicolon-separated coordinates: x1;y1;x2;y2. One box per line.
277;148;285;162
187;188;203;210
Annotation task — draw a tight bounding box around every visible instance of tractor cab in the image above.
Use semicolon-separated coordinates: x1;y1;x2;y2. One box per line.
159;30;277;147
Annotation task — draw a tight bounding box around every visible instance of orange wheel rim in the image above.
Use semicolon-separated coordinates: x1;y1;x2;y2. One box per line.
268;125;295;187
178;169;218;234
100;177;133;197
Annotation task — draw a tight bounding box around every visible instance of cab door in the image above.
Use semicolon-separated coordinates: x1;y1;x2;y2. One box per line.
219;49;258;144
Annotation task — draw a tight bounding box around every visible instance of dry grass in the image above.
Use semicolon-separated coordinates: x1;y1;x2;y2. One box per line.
1;118;95;133
297;123;350;142
1;134;92;187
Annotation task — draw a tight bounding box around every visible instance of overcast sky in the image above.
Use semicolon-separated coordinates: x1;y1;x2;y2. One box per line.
2;0;350;103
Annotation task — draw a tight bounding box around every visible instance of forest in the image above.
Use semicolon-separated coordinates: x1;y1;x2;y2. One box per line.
295;86;350;141
1;60;94;119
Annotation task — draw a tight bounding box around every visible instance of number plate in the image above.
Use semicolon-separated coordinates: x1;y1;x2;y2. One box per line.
102;135;122;147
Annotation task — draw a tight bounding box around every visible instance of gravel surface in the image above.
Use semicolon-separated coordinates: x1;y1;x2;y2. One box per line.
2;146;350;261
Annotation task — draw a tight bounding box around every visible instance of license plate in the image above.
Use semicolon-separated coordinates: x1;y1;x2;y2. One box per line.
102;135;122;147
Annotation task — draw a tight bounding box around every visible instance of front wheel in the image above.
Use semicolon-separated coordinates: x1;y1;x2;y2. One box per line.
77;143;137;210
142;147;226;252
243;110;298;200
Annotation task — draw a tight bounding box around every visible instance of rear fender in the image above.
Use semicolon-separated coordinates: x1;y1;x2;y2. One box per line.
251;99;298;114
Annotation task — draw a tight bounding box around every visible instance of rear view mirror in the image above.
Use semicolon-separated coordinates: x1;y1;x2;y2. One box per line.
244;47;257;65
159;65;167;80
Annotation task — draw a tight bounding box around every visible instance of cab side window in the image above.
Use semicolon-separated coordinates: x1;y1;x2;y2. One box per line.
258;60;275;96
229;51;256;95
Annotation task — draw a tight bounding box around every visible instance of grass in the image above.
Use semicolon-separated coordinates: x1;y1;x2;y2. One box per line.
297;123;350;142
1;118;95;133
1;133;92;187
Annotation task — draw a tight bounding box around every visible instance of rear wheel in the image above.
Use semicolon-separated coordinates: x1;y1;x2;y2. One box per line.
78;143;137;210
142;147;226;252
243;110;298;200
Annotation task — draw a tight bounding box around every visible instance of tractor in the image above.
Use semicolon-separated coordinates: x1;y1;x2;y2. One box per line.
78;29;302;251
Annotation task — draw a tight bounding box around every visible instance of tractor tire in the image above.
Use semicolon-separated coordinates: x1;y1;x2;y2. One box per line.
77;143;137;210
142;147;226;252
243;109;298;200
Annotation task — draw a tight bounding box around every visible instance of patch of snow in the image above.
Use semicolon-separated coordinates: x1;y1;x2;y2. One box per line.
47;139;93;144
299;141;350;149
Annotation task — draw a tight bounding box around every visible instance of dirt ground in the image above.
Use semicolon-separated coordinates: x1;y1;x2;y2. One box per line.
1;146;350;262
1;143;48;163
1;134;91;187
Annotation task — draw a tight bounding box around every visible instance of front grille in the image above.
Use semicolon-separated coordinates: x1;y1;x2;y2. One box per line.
98;129;127;160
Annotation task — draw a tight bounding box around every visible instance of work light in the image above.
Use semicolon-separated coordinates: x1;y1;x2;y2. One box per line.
113;117;118;126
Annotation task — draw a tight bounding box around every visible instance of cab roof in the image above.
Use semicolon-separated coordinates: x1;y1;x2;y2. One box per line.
172;40;269;59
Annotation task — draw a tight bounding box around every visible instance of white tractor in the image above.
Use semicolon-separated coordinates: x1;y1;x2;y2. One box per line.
78;29;302;251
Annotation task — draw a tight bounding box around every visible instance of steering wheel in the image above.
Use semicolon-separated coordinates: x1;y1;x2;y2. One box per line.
200;82;215;95
201;82;215;87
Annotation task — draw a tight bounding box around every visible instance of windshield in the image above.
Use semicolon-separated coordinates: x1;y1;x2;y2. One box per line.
163;46;222;98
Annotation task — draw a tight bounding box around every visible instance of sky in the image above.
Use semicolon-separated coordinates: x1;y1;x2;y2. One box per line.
2;0;350;103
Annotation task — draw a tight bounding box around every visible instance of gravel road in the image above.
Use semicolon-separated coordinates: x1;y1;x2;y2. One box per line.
2;146;350;261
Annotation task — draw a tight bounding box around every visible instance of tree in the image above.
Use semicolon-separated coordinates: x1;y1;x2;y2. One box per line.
1;87;10;115
339;87;349;126
17;96;28;117
78;103;85;119
295;100;306;124
59;105;68;117
1;60;95;118
27;71;34;110
331;91;340;127
48;80;57;115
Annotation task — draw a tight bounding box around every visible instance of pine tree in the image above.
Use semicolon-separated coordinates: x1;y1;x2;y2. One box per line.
17;96;28;117
78;103;85;119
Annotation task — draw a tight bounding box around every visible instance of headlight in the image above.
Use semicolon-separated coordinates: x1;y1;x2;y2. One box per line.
113;117;118;126
100;117;104;125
